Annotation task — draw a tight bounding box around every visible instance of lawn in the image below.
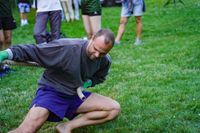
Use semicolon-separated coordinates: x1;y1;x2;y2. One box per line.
0;0;200;132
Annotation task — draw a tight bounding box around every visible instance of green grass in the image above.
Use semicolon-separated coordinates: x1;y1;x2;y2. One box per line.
1;0;200;132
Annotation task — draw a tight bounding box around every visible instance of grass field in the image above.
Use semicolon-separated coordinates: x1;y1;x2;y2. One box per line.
0;0;200;132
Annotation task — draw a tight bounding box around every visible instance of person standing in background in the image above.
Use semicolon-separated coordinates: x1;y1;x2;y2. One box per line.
17;0;31;26
60;0;75;22
81;0;101;40
34;0;62;44
115;0;145;45
0;0;17;50
73;0;81;20
0;0;17;72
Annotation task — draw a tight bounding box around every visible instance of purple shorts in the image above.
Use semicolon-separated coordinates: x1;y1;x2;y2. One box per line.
30;86;91;122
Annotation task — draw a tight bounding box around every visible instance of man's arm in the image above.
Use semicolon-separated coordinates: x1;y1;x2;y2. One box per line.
91;54;111;86
8;42;72;69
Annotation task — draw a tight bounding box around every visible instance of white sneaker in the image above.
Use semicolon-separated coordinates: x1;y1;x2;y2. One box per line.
134;39;142;45
24;20;28;25
21;20;28;26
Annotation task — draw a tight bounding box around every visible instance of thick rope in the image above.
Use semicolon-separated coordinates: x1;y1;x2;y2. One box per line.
2;60;40;67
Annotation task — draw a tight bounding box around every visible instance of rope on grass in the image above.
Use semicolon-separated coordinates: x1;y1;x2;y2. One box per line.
2;60;41;67
1;59;85;100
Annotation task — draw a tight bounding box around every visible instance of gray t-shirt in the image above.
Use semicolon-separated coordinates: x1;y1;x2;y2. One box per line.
9;38;111;95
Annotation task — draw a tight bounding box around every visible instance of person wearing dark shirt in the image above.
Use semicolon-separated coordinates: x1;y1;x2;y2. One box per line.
0;29;120;132
0;0;17;50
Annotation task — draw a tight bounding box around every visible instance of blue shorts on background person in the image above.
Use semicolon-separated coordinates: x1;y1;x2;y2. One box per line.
18;3;30;13
121;0;144;17
17;0;31;26
115;0;146;45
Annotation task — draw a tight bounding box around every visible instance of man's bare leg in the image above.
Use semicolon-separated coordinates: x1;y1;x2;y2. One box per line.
56;93;120;133
8;106;50;133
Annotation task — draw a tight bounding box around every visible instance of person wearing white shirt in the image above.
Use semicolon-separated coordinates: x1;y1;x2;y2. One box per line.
33;0;62;44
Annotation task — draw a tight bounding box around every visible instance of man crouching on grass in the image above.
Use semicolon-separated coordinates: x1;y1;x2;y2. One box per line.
0;29;120;133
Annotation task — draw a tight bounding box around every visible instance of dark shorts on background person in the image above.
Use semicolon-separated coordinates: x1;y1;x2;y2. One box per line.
82;11;101;16
30;85;91;122
81;0;101;16
0;17;17;30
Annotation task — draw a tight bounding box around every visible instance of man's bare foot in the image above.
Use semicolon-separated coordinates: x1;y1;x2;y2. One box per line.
56;123;72;133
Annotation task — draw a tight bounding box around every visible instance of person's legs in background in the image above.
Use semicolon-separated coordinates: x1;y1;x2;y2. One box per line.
134;16;142;45
90;15;101;37
61;1;70;22
133;2;143;45
2;30;12;49
0;17;16;49
34;12;49;44
18;3;30;26
66;0;75;21
0;17;16;71
115;0;144;45
115;1;130;45
82;15;101;40
82;15;92;39
0;30;4;50
49;10;62;41
81;0;102;40
73;0;80;20
115;17;128;45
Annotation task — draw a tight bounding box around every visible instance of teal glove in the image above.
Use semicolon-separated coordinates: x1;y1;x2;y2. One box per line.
0;51;9;62
83;79;92;89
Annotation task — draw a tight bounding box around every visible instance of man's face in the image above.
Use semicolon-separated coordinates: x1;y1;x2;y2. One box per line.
86;36;113;60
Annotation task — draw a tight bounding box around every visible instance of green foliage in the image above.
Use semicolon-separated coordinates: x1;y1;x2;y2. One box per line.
1;0;200;132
